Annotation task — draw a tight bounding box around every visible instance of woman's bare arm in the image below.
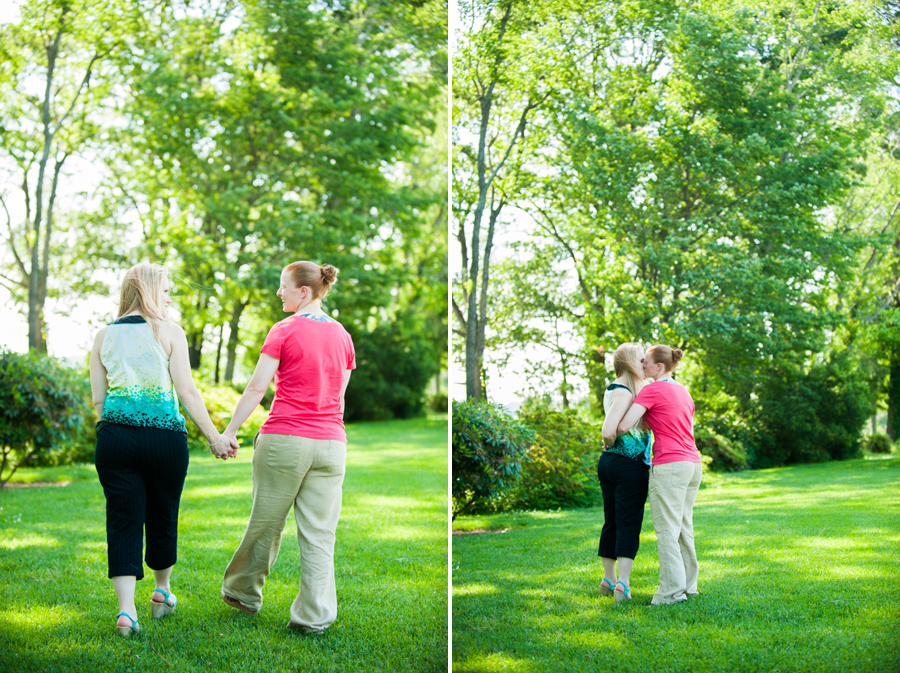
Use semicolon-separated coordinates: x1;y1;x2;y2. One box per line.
225;354;280;436
601;389;633;449
166;323;237;456
617;403;649;437
89;327;109;420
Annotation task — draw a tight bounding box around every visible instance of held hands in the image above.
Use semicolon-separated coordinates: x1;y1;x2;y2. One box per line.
209;432;240;460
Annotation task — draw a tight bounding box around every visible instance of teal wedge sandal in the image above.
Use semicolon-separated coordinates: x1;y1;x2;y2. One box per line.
116;612;140;637
600;578;616;597
150;588;177;619
614;581;632;603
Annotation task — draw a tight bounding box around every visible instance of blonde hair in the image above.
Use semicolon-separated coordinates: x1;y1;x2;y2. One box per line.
645;345;684;373
613;342;647;397
117;262;169;342
284;261;338;299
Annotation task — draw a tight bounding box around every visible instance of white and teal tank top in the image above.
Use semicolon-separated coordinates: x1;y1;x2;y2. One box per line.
100;315;187;433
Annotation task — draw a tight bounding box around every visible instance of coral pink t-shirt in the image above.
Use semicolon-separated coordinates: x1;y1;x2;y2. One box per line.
259;314;356;442
634;379;700;465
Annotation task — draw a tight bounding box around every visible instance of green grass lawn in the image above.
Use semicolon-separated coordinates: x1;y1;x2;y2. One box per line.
0;416;449;673
452;455;900;673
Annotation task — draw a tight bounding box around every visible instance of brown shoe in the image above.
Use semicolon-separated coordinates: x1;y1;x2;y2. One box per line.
221;592;257;615
286;622;326;636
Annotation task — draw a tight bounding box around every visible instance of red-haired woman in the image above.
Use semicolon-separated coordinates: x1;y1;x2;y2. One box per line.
219;261;355;635
617;345;701;605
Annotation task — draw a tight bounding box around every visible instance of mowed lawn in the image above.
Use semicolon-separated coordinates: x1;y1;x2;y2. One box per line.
0;417;449;673
452;455;900;673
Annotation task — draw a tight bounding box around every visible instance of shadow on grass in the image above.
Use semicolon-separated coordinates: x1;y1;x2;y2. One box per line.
0;417;449;673
452;459;900;673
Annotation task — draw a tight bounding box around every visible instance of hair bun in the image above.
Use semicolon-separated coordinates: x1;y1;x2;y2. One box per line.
320;264;338;285
671;348;684;363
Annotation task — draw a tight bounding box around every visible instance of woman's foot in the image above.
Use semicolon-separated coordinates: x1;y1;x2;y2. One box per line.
116;612;140;637
222;591;257;615
614;581;632;603
599;578;616;597
150;588;177;619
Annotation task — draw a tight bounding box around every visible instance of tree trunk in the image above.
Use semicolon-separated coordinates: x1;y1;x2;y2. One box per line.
224;300;248;384
28;29;65;353
188;331;203;370
214;322;225;384
887;355;899;442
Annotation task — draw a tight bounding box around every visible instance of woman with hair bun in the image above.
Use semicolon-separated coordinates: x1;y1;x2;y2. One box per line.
220;261;355;635
598;343;652;603
90;262;238;637
616;345;701;606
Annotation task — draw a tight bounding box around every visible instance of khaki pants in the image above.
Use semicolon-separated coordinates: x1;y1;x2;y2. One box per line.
648;460;702;605
222;433;346;631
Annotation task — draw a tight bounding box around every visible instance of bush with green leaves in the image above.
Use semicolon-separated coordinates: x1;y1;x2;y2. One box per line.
694;427;747;472
0;350;91;487
862;433;892;454
344;322;438;422
747;356;871;468
452;399;534;519
496;402;604;511
429;392;449;413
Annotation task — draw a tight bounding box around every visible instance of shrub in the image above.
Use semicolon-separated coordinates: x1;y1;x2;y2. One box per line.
429;392;449;413
498;403;603;511
862;433;892;454
344;323;438;422
694;427;747;472
747;356;871;468
452;398;534;519
0;350;91;487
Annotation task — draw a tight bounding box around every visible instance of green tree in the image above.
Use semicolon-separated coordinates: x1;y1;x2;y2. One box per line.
99;0;447;393
0;0;144;351
452;0;549;400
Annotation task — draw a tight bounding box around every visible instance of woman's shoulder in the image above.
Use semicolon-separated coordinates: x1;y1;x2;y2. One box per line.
92;325;109;349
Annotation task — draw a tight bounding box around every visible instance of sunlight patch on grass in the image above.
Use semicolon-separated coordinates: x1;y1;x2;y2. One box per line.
0;532;59;550
463;652;537;672
453;582;500;597
0;604;79;628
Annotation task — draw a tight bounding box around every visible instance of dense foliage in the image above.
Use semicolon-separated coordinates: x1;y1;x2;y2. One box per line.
451;398;534;518
344;320;440;421
862;433;892;454
747;358;870;467
496;403;603;511
0;351;90;486
1;0;447;421
694;427;747;472
454;0;900;469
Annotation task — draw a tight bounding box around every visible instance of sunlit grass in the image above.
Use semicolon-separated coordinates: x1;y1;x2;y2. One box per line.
0;416;448;673
452;455;900;673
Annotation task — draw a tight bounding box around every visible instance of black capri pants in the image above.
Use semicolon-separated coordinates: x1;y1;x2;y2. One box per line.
597;451;650;559
95;423;189;579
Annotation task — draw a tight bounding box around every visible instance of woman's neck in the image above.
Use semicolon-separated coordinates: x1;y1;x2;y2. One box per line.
295;300;324;314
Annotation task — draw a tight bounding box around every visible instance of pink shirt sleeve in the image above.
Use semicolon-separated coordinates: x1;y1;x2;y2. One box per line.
260;322;287;360
347;339;356;370
634;384;658;409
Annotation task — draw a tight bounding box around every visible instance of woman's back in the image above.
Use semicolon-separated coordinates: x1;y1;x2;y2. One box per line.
259;314;356;441
100;316;186;433
634;379;697;465
603;383;651;464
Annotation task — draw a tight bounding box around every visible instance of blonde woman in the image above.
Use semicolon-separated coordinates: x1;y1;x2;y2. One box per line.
598;343;652;602
616;345;701;606
219;261;355;635
90;262;238;637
